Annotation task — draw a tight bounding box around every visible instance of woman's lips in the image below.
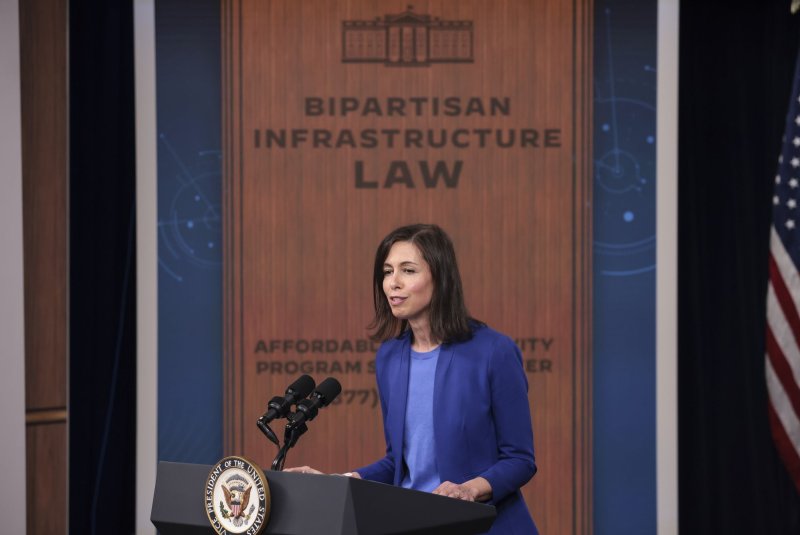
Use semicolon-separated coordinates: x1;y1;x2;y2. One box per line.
389;296;407;306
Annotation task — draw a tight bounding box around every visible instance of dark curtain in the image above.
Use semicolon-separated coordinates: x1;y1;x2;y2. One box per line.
679;1;800;533
68;1;136;533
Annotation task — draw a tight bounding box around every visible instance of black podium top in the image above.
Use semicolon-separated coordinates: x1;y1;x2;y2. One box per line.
151;461;496;535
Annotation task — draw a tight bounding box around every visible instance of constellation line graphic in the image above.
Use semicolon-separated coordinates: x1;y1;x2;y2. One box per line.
593;7;656;277
158;133;223;282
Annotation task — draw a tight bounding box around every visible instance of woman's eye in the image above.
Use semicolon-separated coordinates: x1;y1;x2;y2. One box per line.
403;268;415;274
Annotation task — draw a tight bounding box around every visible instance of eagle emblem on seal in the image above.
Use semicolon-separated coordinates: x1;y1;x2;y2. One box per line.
220;474;253;527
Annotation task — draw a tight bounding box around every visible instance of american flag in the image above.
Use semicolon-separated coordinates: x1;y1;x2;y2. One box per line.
767;53;800;493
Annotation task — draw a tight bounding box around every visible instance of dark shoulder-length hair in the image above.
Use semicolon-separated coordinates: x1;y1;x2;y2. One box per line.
368;223;482;343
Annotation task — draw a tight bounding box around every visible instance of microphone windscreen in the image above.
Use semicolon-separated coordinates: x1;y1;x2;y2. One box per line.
289;374;316;398
315;377;342;405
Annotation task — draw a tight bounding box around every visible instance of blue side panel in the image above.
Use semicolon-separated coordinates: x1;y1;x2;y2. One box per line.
156;0;223;463
593;1;657;533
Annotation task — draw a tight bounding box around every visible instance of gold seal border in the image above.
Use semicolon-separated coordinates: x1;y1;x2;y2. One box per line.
204;455;271;535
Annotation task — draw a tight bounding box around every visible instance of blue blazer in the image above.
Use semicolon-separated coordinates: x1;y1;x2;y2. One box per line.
356;325;538;535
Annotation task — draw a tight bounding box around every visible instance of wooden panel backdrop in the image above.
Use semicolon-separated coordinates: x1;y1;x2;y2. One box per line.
222;1;592;532
20;0;69;532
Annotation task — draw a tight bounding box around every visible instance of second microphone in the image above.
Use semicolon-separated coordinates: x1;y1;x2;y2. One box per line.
287;377;342;428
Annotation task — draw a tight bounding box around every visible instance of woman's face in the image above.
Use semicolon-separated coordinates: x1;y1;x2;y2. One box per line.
382;241;434;323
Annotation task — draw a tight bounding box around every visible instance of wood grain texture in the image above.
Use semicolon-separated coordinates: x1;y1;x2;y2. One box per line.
20;1;68;533
26;422;67;534
223;1;592;531
20;0;68;411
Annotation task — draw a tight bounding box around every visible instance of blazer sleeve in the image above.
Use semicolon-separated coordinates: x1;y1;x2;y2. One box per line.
353;344;396;484
478;335;537;504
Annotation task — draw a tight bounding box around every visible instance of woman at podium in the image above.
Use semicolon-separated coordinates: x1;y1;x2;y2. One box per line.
289;224;538;534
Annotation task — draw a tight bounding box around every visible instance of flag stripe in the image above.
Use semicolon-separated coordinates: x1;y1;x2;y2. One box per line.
767;357;800;459
766;323;800;420
767;279;800;390
768;400;800;494
770;252;800;344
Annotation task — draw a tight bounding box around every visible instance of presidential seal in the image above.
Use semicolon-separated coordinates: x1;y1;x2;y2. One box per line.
205;456;270;534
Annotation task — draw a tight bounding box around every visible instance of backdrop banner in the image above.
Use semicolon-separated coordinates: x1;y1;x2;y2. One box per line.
222;1;591;531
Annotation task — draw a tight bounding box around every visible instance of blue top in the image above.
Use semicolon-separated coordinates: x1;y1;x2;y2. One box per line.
400;346;441;492
356;325;538;535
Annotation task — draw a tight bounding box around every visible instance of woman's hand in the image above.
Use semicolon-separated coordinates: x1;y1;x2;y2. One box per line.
283;466;324;475
432;477;492;502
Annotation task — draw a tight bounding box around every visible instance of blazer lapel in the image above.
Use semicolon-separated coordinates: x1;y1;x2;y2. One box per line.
433;343;455;409
387;334;411;484
433;343;456;480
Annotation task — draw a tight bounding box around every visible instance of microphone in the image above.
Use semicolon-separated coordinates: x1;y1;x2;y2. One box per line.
288;377;342;428
259;375;316;423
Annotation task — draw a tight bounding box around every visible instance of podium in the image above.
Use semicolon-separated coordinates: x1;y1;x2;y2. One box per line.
151;461;496;535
